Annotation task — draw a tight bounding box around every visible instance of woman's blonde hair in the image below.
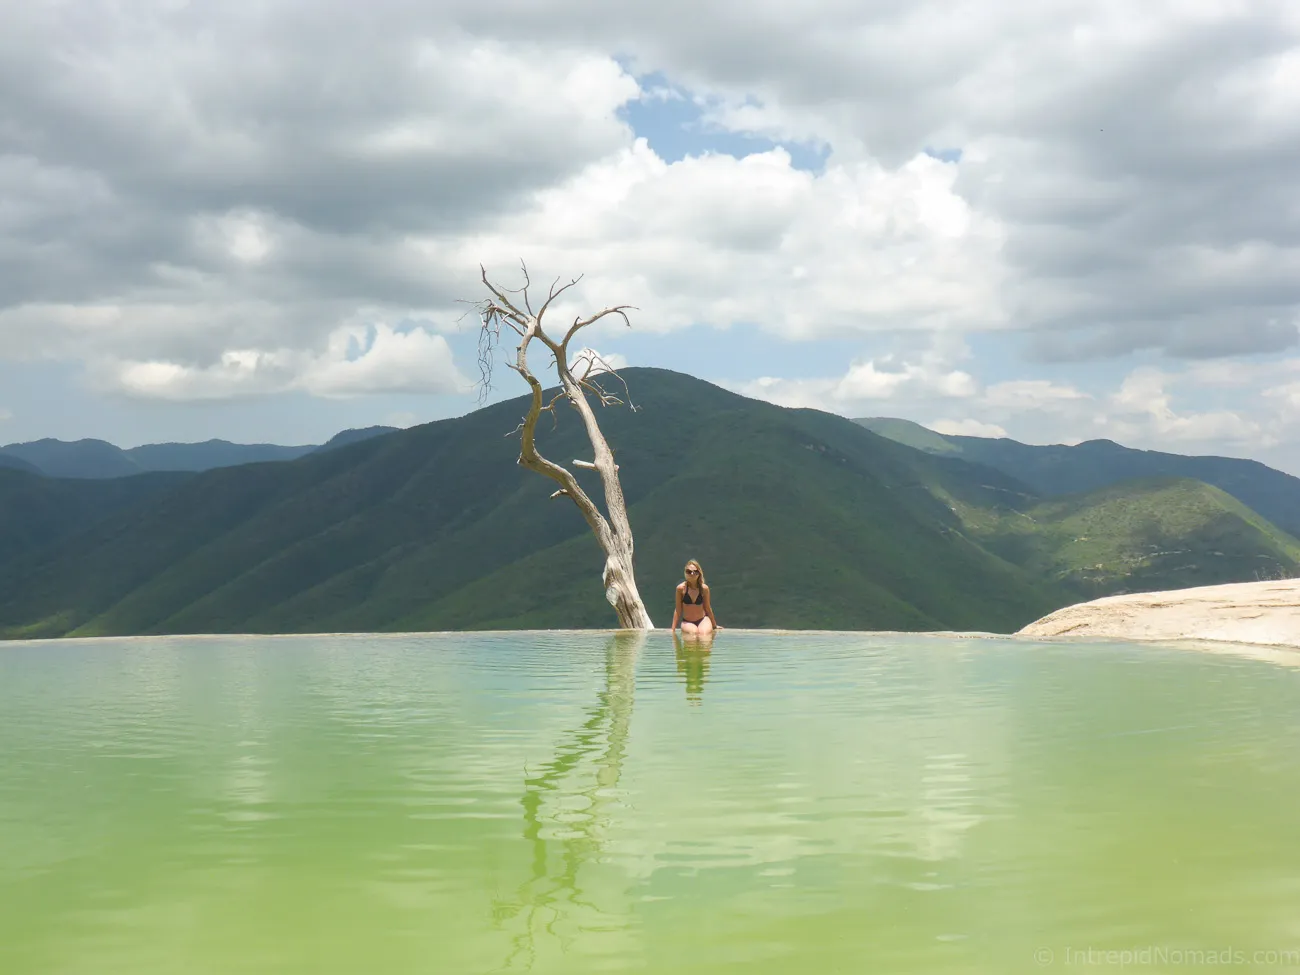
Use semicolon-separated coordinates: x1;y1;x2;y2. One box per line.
683;559;706;587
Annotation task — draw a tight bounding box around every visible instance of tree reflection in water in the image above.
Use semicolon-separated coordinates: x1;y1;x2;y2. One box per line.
491;631;645;971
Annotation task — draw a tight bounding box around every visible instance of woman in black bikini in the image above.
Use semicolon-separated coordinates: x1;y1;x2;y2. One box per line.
672;559;719;637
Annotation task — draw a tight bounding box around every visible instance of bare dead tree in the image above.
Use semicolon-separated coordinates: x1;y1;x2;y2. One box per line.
475;264;653;629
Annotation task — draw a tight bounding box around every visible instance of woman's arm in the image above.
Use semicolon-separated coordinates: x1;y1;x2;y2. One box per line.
671;585;683;630
703;586;720;628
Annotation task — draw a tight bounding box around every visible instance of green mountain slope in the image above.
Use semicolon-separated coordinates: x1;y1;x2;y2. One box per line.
951;437;1300;541
314;426;399;452
855;419;1300;540
5;373;1295;639
940;476;1300;597
0;370;1065;638
0;468;193;568
853;417;961;454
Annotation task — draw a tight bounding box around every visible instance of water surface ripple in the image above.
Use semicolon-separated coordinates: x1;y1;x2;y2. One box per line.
2;632;1299;973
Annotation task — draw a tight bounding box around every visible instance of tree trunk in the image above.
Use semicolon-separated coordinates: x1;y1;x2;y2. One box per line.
477;269;654;629
557;364;653;629
602;545;652;629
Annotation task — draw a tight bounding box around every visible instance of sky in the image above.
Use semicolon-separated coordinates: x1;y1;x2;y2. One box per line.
3;1;1300;473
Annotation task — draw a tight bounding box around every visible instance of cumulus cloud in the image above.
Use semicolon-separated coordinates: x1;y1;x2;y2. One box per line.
1105;367;1266;444
97;324;469;401
729;332;980;414
732;352;978;413
929;418;1009;438
1264;381;1300;414
451;144;1004;345
982;380;1091;412
442;0;1300;357
3;0;1300;442
736;355;1300;465
0;3;640;387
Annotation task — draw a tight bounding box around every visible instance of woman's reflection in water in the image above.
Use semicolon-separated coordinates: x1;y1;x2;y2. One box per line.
672;629;712;705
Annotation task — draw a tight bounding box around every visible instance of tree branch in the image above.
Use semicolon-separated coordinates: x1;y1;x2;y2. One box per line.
511;318;613;545
559;305;636;354
474;263;652;628
536;274;584;326
480;264;530;324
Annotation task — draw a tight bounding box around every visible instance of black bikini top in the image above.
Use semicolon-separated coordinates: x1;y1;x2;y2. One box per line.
682;586;704;605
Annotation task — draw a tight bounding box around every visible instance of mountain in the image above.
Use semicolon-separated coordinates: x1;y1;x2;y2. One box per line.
855;417;960;454
0;468;193;568
0;438;144;478
0;370;1068;639
0;428;398;479
124;440;316;471
0;437;314;478
0;453;43;475
856;419;1300;539
313;426;399;453
932;475;1300;596
2;373;1294;640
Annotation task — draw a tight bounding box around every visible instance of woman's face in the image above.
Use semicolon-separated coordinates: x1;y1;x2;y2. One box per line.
684;565;700;583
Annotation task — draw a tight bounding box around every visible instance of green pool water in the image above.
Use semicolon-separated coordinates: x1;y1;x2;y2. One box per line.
2;631;1299;974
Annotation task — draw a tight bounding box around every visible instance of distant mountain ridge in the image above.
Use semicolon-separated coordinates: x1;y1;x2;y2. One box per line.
855;417;1300;540
316;426;400;452
0;426;399;479
0;371;1296;640
0;370;1069;638
126;440;316;472
0;453;43;475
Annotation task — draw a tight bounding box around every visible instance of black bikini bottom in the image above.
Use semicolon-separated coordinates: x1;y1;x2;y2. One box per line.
682;617;708;627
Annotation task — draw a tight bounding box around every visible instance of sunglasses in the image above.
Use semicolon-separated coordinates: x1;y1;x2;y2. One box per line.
685;568;699;575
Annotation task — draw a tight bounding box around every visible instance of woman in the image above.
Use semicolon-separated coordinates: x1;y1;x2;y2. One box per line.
672;559;720;637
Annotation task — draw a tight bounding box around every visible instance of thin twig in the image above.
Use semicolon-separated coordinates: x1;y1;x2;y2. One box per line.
537;274;584;325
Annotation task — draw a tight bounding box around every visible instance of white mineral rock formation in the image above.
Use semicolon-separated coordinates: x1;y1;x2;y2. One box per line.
1017;579;1300;649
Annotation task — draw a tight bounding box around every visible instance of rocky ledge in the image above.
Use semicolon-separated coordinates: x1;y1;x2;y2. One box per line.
1017;579;1300;649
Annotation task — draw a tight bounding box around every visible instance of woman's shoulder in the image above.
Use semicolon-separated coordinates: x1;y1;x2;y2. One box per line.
676;581;686;591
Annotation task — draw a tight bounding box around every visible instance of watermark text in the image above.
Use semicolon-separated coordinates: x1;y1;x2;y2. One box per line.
1034;945;1300;968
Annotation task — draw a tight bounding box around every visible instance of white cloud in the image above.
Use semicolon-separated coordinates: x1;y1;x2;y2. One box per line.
1183;356;1300;389
1;0;1300;471
929;418;1008;438
840;357;978;400
731;334;980;414
732;357;978;414
982;380;1091;412
1106;367;1265;444
1264;381;1300;414
304;325;469;397
735;357;1299;463
99;324;470;401
458;146;1005;340
0;9;644;379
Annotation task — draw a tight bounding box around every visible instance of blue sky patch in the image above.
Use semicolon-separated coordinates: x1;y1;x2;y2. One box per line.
620;71;828;173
